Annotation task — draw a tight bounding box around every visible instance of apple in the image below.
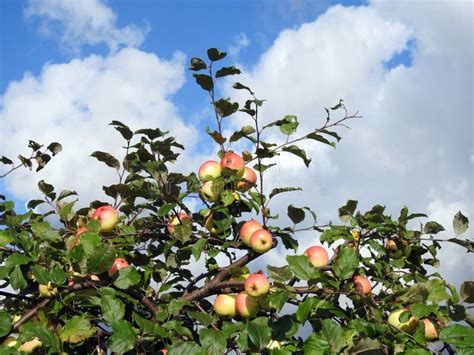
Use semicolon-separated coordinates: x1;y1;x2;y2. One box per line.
239;220;263;246
244;273;270;297
90;274;101;281
18;338;42;353
351;228;361;240
159;349;168;355
213;294;237;317
353;274;372;295
76;226;88;236
39;282;58;298
422;319;438;340
388;309;417;333
92;205;119;232
198;160;222;181
200;180;223;202
304;246;329;267
12;314;21;323
108;258;129;277
250;229;273;253
167;212;192;235
220;152;245;176
204;213;219;235
235;292;260;318
237;167;257;191
386;239;411;259
267;340;283;349
2;336;18;348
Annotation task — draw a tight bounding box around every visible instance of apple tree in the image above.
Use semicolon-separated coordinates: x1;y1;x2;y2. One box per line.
0;48;473;354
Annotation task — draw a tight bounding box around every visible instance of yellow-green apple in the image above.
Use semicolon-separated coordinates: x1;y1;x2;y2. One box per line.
92;205;119;232
235;292;260;318
18;338;42;353
353;274;372;295
239;220;263;246
108;258;129;277
12;314;21;323
167;212;192;235
267;340;283;349
2;336;18;348
220;152;245;176
388;309;417;333
250;229;273;253
351;228;361;240
198;160;222;181
213;294;236;317
237;167;257;191
244;273;270;297
200;180;223;202
204;213;220;235
304;246;329;267
90;274;101;281
39;282;58;298
386;239;411;259
422;319;438;340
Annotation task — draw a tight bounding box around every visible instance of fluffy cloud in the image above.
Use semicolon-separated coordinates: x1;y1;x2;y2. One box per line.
24;0;149;53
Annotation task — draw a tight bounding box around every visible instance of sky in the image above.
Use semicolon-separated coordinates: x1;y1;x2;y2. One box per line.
0;0;472;291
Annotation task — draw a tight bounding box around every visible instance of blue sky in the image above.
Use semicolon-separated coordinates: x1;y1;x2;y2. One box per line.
0;0;472;287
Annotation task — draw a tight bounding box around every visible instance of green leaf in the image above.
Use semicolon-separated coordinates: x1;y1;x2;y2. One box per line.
57;190;77;201
189;57;207;71
47;142;62;156
410;304;438;318
439;324;474;347
247;317;272;350
31;221;61;242
207;48;227;61
287;205;305;224
80;232;102;255
27;199;45;209
233;82;254;94
282;145;311;167
205;127;226;144
0;229;14;247
193;74;213;91
9;266;27;290
59;315;96;344
0;311;12;337
30;325;60;353
38;180;54;195
426;279;450;302
87;244;115;274
303;332;330;354
214;98;239;118
333;246;359;280
447;238;474;252
109;120;134;140
269;187;302;200
90;151;120;169
286;255;316;281
296;297;318;323
113;266;141;290
461;281;474;303
306;131;336;148
338;200;358;223
229;125;256;142
101;295;125;324
423;221;445;234
199;329;226;355
453;211;469;235
108;320;137;353
192;238;207;261
321;319;345;353
215;66;241;78
169;341;202;355
31;265;50;285
267;291;290;312
267;265;293;283
0;156;13;165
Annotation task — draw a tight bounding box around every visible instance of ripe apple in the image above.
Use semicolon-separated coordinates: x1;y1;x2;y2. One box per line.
353;274;372;295
2;336;18;348
167;212;192;235
237;167;257;191
239;220;263;246
250;229;273;253
213;294;237;317
76;226;88;236
422;319;438;340
388;309;417;333
108;258;129;277
18;338;42;353
235;292;260;318
386;239;411;259
198;160;222;181
92;205;119;232
304;246;329;267
244;273;270;297
220;152;245;176
39;282;58;298
200;180;223;202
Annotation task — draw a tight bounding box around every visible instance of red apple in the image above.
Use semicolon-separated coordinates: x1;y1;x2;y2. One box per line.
250;229;273;253
108;258;129;277
245;273;270;297
353;274;372;295
220;152;245;176
422;319;438;340
235;292;260;318
159;349;168;355
237;167;257;191
200;180;223;202
76;226;88;236
304;246;329;267
198;160;222;181
167;212;192;235
92;206;119;232
213;294;237;317
239;220;263;246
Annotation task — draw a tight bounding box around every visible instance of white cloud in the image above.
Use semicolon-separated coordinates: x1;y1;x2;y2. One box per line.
24;0;149;53
228;33;250;58
0;48;198;205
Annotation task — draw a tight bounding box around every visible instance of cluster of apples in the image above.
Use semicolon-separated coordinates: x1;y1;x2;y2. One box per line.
198;152;257;202
213;273;270;318
388;309;439;340
239;220;273;253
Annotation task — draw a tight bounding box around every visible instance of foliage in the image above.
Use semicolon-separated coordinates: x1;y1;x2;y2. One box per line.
0;47;472;354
